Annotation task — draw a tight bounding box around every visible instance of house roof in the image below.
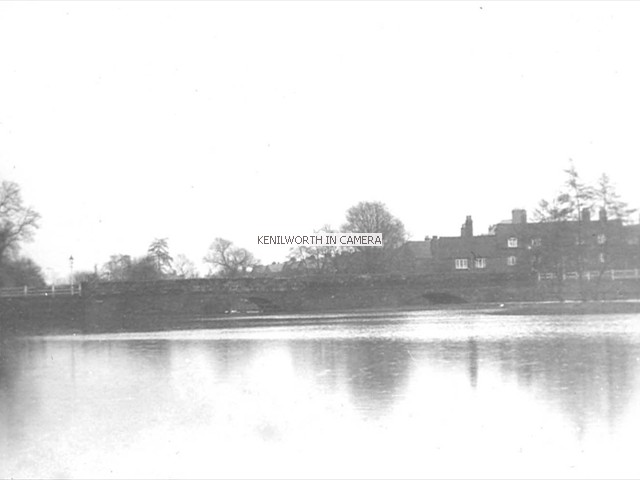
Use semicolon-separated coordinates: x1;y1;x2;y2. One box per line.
432;235;497;258
404;240;432;259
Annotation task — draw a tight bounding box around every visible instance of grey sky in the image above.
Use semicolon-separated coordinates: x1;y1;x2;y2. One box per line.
1;2;639;281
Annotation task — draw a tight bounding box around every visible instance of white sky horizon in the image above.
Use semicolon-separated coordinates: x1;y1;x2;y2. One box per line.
2;1;640;283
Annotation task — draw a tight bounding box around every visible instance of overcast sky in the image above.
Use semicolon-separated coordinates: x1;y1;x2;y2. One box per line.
1;1;640;281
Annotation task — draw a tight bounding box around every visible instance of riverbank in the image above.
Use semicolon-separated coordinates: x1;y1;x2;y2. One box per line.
487;299;640;316
122;300;640;333
5;300;640;339
3;273;640;336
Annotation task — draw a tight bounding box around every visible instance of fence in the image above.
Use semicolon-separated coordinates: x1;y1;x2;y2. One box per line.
537;269;640;281
0;284;81;298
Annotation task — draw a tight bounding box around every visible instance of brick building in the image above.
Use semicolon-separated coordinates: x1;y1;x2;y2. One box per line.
427;209;640;276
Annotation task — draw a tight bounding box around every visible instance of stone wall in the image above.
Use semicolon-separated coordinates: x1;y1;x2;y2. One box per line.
81;272;539;313
2;273;639;335
76;272;543;328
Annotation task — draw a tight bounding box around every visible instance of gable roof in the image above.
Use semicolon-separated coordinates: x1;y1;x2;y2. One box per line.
432;235;497;259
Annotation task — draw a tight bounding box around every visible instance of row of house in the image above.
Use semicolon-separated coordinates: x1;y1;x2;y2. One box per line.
405;208;640;276
251;208;640;277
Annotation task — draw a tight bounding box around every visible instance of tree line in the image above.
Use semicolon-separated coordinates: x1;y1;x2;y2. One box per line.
1;162;636;287
82;199;409;282
532;161;637;299
0;180;44;288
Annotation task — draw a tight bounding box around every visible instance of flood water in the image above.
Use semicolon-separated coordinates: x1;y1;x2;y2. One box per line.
1;310;640;479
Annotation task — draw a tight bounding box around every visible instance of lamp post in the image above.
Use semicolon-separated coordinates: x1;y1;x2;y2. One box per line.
69;255;74;294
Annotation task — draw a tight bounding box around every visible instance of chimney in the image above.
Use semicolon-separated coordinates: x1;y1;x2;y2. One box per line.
461;215;473;238
430;236;438;256
599;208;608;222
512;209;527;224
581;208;591;222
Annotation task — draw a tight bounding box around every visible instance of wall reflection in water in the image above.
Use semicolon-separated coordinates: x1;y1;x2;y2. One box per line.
1;314;639;478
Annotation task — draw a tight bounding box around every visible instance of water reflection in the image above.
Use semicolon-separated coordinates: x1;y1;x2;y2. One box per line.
1;313;640;478
468;338;479;388
490;336;638;436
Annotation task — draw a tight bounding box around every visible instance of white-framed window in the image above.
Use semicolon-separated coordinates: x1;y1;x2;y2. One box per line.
507;256;517;266
474;258;486;269
508;237;518;248
599;252;605;263
597;233;606;245
455;258;469;270
531;238;542;247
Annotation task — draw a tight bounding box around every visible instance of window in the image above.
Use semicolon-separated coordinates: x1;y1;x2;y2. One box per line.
508;237;518;248
599;252;605;263
597;233;606;245
455;258;469;270
507;256;517;266
474;258;486;269
531;238;542;247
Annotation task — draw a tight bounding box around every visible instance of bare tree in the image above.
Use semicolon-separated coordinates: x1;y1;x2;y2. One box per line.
534;163;636;300
341;201;406;273
563;161;594;296
563;161;595;222
533;162;594;299
591;173;637;297
173;254;199;279
594;173;636;223
101;254;133;281
203;238;257;277
148;237;174;276
287;224;343;275
100;253;164;282
0;180;41;264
